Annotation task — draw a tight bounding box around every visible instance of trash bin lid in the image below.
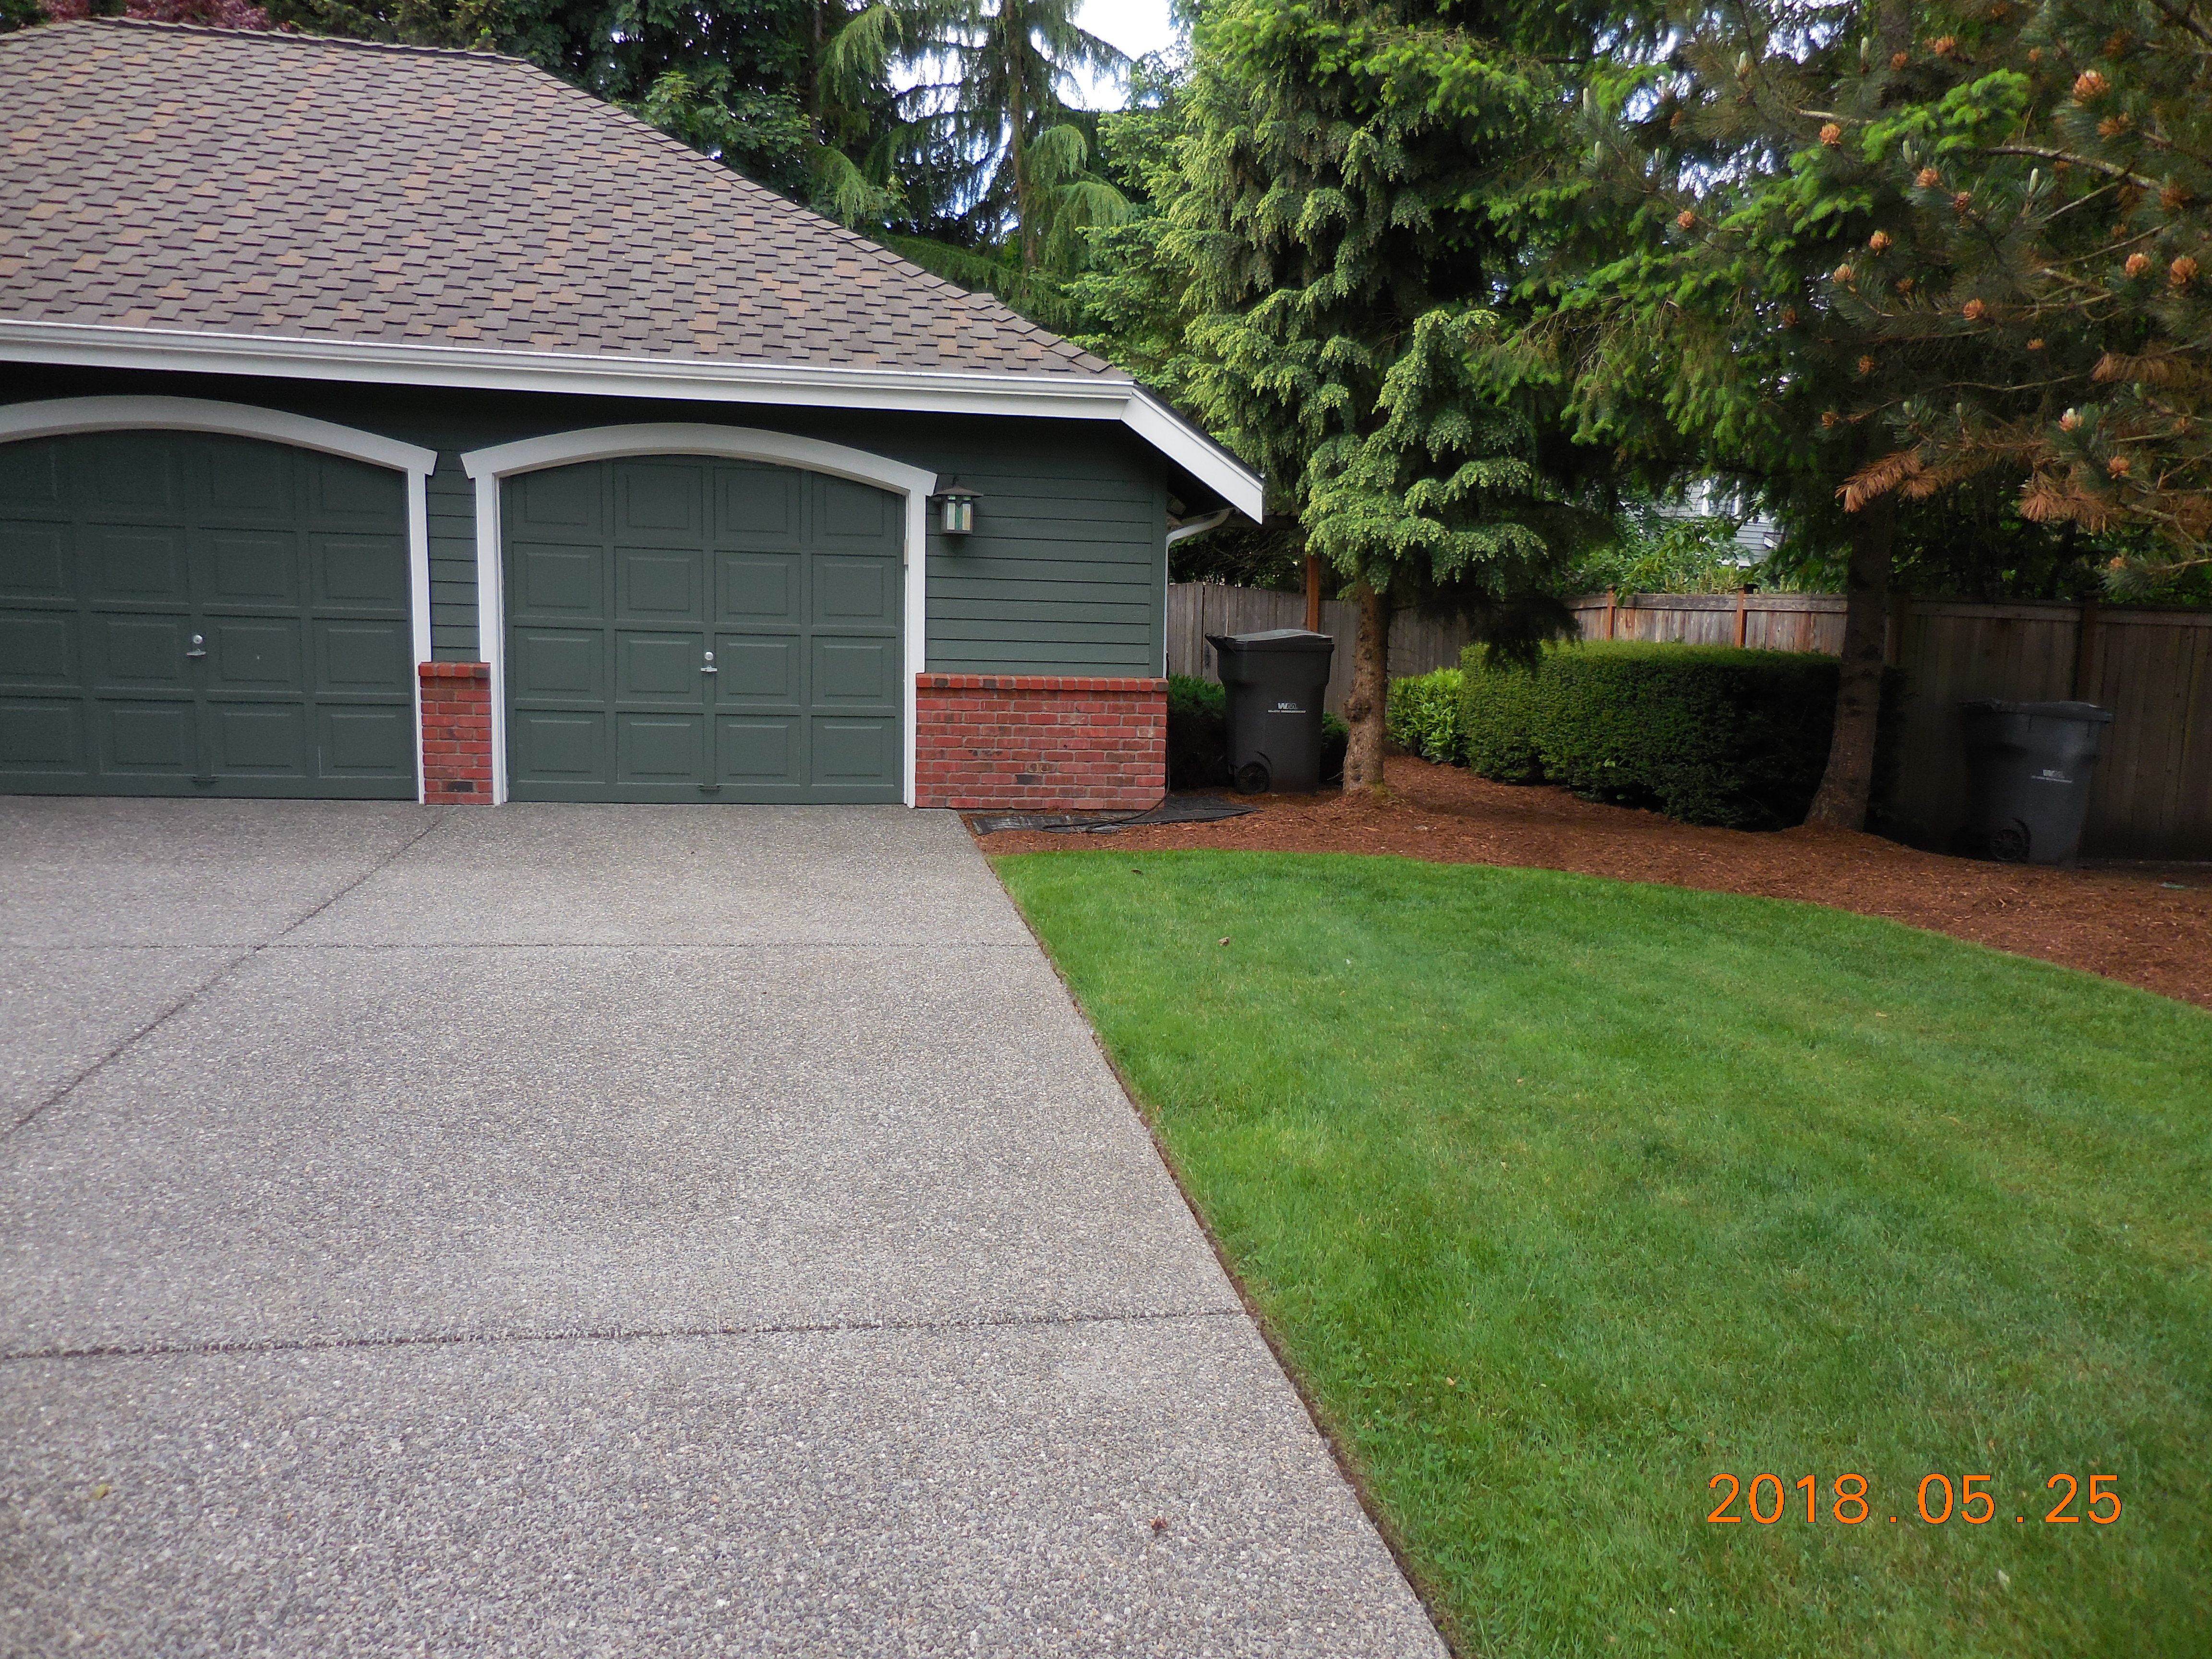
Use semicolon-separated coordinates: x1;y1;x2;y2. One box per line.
1205;628;1334;654
1961;698;2114;724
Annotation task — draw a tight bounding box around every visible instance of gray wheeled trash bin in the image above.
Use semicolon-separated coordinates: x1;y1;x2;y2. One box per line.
1958;699;2114;865
1206;628;1335;794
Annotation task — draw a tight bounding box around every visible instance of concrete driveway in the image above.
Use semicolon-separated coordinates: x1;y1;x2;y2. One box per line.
0;799;1443;1657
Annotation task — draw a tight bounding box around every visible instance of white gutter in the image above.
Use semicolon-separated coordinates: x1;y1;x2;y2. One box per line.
1160;508;1235;677
0;318;1266;523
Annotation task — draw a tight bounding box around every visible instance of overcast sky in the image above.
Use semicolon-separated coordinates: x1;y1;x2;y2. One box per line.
1068;0;1183;108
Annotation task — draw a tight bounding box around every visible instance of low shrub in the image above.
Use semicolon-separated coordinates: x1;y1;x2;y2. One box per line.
1386;669;1465;763
1166;674;1227;789
1458;642;1899;830
1167;673;1347;790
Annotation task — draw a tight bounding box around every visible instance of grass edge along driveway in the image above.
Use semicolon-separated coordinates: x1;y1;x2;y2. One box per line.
994;849;2212;1659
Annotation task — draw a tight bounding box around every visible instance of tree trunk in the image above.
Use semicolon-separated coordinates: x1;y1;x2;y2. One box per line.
1806;493;1897;830
1341;582;1390;792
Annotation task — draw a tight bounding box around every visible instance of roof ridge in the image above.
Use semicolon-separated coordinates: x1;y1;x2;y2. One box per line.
58;16;530;67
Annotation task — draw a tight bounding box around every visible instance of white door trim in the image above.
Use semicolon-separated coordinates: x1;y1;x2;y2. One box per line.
0;395;442;800
459;423;938;806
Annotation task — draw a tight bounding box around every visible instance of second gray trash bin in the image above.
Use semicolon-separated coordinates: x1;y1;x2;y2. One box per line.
1958;699;2114;865
1207;628;1335;794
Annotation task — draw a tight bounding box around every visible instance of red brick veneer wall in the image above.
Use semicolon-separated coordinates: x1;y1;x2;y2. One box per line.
418;662;494;802
914;673;1166;810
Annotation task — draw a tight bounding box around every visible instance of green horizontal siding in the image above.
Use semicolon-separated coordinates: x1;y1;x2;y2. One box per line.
1;374;1184;679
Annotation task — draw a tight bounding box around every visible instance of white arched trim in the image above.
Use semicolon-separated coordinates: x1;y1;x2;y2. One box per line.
0;396;443;803
459;423;938;806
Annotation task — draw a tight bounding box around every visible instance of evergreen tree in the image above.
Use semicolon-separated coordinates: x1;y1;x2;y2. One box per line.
895;0;1130;269
1169;0;1636;787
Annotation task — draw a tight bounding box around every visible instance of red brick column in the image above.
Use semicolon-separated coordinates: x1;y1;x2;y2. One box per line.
418;662;493;803
914;673;1166;810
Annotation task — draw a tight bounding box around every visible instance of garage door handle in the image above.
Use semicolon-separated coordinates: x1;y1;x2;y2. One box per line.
185;633;208;660
700;649;718;675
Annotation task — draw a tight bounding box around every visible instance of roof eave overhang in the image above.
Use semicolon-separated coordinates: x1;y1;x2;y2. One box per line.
0;320;1265;523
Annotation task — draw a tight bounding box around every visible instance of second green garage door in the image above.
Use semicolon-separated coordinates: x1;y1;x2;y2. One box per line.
504;457;904;803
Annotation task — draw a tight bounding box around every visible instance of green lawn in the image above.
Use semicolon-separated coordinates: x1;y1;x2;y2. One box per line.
994;850;2212;1658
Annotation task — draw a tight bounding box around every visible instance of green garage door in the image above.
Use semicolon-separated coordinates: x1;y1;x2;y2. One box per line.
0;430;417;798
505;457;904;803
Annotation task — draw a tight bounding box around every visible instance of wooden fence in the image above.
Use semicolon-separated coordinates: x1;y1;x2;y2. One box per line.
1166;582;1472;716
1173;581;2212;859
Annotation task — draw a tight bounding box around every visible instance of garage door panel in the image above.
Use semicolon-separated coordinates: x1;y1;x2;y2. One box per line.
100;701;196;773
514;710;605;781
0;430;415;800
615;549;701;621
617;463;702;536
820;477;893;540
617;714;706;785
317;620;409;694
91;527;188;601
0;699;86;772
514;628;603;699
204;704;309;775
1;525;69;596
813;555;897;626
715;636;799;704
714;717;800;785
811;718;899;788
207;619;302;691
512;467;601;534
200;530;299;607
616;632;708;702
1;613;75;685
717;552;797;622
813;637;896;706
200;437;292;517
80;435;179;512
715;465;800;541
313;534;411;609
305;454;405;522
321;706;413;776
514;544;600;616
0;439;61;509
95;615;193;688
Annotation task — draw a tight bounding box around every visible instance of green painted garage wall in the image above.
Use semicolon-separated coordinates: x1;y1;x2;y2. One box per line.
4;371;1187;679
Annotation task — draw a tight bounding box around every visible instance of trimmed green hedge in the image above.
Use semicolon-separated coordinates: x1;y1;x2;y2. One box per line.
1167;674;1347;790
1386;668;1466;763
1458;642;1897;831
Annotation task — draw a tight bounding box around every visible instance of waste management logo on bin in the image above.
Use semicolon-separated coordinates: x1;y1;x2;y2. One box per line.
2037;769;2073;783
1273;701;1305;713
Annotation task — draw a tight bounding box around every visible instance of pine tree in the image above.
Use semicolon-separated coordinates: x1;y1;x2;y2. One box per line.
1169;0;1635;788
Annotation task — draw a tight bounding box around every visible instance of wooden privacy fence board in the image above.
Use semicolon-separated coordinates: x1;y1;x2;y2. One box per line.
1178;582;2209;858
1167;583;1474;714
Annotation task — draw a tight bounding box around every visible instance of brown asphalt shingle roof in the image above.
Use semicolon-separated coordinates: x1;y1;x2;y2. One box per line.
0;19;1118;378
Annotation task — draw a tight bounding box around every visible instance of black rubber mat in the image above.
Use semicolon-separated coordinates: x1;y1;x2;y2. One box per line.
965;794;1260;836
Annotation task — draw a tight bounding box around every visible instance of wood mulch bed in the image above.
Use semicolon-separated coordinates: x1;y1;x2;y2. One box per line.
972;757;2212;1012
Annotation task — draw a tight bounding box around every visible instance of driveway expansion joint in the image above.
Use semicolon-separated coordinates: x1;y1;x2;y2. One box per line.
1;810;455;1142
1;1305;1247;1367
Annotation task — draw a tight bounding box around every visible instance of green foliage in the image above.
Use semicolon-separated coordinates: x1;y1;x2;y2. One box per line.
998;849;2212;1659
1166;673;1345;788
1166;0;1637;630
1384;668;1464;763
1564;512;1755;598
1459;641;1894;830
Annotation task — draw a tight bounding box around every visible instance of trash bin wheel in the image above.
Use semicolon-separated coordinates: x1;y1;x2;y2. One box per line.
1233;760;1271;796
1988;819;2032;863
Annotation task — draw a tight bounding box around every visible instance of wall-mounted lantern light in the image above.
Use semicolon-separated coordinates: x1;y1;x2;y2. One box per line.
934;482;981;538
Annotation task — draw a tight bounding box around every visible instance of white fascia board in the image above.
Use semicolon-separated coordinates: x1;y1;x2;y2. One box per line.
0;321;1264;517
1120;386;1265;523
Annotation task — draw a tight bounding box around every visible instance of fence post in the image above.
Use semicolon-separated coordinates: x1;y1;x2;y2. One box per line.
2071;599;2102;699
1305;552;1321;634
1604;589;1618;641
1733;588;1749;649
